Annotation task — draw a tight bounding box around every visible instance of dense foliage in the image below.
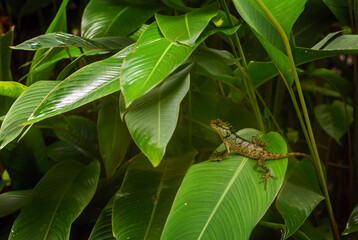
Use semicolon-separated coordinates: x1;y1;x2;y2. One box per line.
1;0;358;239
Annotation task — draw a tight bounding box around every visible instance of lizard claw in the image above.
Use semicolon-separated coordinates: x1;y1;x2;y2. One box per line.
210;156;221;162
259;171;277;189
209;154;222;162
210;151;226;162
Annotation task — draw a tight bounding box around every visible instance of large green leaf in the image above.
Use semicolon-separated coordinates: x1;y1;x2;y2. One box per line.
0;190;32;217
314;100;353;144
0;81;58;149
233;0;305;40
232;0;283;51
308;68;352;97
233;0;307;85
248;36;358;86
12;32;131;51
277;159;324;239
88;198;115;240
112;142;195;240
82;0;160;39
47;116;100;161
322;0;349;25
155;3;218;46
120;23;193;106
0;81;27;98
97;101;131;178
9;160;100;239
162;129;288;239
260;0;306;36
0;27;13;81
190;45;238;79
124;65;191;166
25;45;134;125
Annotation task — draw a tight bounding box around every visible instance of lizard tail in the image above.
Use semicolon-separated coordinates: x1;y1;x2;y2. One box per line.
268;152;312;161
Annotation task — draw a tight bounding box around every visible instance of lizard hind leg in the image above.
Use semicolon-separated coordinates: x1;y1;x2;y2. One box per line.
210;149;229;161
257;158;277;188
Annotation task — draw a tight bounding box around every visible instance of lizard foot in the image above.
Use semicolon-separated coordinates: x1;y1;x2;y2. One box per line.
209;151;226;161
209;155;223;162
259;171;277;189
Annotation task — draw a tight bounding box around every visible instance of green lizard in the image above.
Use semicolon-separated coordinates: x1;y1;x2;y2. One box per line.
209;119;311;187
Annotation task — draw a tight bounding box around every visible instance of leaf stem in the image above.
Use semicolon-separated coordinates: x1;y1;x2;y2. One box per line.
219;0;265;132
253;0;339;239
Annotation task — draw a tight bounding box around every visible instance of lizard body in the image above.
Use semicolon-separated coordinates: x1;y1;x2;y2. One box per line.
209;119;311;187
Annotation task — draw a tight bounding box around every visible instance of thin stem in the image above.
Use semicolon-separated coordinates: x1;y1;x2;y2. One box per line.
219;0;265;131
253;0;339;239
254;88;283;134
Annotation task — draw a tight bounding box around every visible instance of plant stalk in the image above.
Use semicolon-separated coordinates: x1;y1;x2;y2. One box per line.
219;0;265;132
253;0;340;239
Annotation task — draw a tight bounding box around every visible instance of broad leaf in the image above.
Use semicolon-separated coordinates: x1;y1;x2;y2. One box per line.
124;65;191;166
88;198;115;240
232;0;307;85
0;190;32;217
113;143;195;239
162;129;288;239
12;32;130;51
9;160;100;239
233;0;306;40
0;81;27;98
82;0;160;38
248;37;358;86
191;46;238;78
322;0;349;25
277;159;324;239
120;23;193;106
0;81;58;149
155;3;218;46
260;0;306;36
98;102;131;178
314;100;353;144
308;68;352;97
248;61;279;87
50;116;100;161
232;0;284;51
26;45;134;125
296;34;358;62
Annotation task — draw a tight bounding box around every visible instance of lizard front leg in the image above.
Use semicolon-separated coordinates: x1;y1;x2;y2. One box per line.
257;158;277;188
210;141;231;161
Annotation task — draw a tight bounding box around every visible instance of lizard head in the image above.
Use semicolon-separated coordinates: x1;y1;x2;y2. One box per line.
209;119;233;138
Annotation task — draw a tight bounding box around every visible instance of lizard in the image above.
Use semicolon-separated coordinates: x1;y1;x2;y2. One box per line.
209;119;312;188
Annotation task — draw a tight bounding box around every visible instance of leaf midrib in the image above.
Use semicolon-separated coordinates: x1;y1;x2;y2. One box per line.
197;158;248;239
43;165;83;239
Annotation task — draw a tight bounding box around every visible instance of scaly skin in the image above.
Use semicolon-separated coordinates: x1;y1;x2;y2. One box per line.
209;119;311;187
